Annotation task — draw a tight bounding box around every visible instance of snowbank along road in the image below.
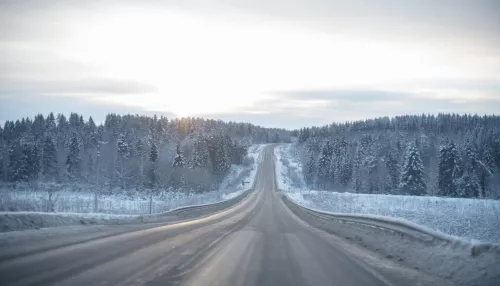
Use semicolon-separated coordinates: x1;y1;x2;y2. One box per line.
0;145;451;286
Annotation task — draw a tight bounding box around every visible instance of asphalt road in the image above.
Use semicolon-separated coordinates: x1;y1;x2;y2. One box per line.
0;146;388;286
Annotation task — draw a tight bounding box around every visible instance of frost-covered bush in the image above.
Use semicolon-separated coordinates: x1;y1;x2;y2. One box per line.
242;156;255;166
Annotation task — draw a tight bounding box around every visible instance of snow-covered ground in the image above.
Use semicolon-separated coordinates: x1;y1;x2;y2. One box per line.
0;144;266;216
275;144;500;243
218;144;266;199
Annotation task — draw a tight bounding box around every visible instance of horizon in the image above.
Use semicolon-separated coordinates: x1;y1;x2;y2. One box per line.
2;111;499;131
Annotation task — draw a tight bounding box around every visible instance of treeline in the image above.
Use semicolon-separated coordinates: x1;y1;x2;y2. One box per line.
0;113;290;192
295;114;500;199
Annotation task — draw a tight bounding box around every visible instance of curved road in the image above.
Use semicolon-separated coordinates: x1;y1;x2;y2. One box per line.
0;146;388;286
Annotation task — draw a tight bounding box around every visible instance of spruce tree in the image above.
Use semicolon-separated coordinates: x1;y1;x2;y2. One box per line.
317;141;333;188
461;141;480;197
352;146;363;193
45;112;56;135
116;134;130;189
337;155;352;187
460;169;481;197
400;143;426;195
66;133;81;178
304;153;316;186
9;143;29;182
172;143;184;167
386;148;400;191
117;134;129;158
148;142;158;188
479;148;495;197
27;144;41;181
438;141;462;197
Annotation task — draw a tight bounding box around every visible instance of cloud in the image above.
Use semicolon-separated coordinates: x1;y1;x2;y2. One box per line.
0;78;158;96
219;0;500;53
273;89;411;102
231;87;500;128
0;47;158;97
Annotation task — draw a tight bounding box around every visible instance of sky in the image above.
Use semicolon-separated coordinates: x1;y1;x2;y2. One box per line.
1;0;499;129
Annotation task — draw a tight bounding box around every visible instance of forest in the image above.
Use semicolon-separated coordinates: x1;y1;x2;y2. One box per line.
0;113;290;194
294;114;500;199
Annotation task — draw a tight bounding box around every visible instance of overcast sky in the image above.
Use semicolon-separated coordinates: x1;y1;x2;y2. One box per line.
1;0;499;128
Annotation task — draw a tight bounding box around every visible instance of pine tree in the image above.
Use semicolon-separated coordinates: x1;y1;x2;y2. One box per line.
116;134;130;189
173;143;184;167
208;134;231;176
304;153;316;185
460;168;481;197
461;141;480;197
365;152;379;193
117;134;129;158
45;112;56;135
134;139;146;188
27;144;41;181
386;148;400;191
352;145;364;193
66;133;81;178
192;133;205;169
317;141;333;188
478;147;495;197
438;141;462;197
85;151;94;183
148;143;158;188
337;155;352;187
400;143;426;195
451;144;464;197
8;143;29;182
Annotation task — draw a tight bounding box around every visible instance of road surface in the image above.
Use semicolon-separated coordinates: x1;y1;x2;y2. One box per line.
0;146;389;286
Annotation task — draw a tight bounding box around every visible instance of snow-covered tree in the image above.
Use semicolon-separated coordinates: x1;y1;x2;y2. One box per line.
385;147;400;192
26;144;41;181
172;143;184;168
351;145;364;193
438;141;463;197
66;132;81;179
148;142;158;188
317;141;333;188
192;133;211;171
304;153;316;185
400;143;426;195
9;143;29;182
116;133;130;189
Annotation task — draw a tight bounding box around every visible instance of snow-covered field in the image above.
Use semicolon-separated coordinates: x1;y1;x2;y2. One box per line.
275;144;500;242
0;144;266;216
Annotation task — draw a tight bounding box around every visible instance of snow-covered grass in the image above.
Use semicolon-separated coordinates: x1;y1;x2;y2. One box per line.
0;144;266;216
0;188;239;215
275;144;500;243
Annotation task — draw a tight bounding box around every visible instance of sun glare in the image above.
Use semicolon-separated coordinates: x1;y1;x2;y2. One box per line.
59;7;454;116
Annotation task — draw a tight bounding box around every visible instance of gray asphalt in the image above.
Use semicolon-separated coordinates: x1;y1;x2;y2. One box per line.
0;146;388;286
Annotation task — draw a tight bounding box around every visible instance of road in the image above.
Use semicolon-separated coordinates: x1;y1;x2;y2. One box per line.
0;146;389;286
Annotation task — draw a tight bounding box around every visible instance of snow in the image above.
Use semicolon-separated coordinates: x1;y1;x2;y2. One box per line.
218;144;267;198
284;193;500;286
275;144;500;243
0;144;266;217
